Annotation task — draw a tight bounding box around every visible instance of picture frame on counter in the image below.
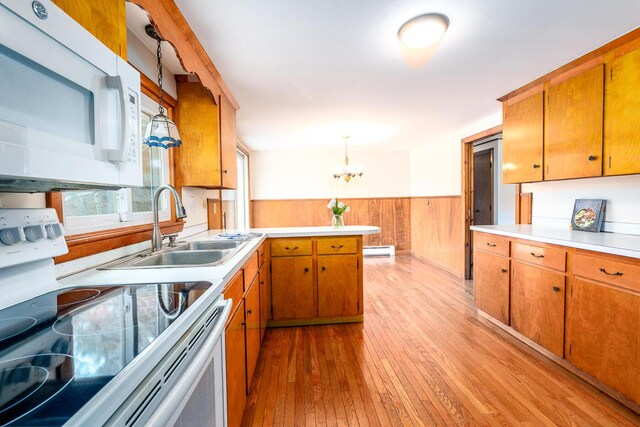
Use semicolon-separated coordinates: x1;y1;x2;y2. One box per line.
570;199;606;232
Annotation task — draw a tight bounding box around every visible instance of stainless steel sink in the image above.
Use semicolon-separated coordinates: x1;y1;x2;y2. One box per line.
177;240;248;251
131;250;227;267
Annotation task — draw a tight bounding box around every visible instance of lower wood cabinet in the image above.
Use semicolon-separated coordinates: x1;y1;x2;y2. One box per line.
318;254;359;317
244;277;261;393
474;250;510;324
510;261;565;357
225;300;246;427
258;265;270;341
567;277;640;403
271;256;315;320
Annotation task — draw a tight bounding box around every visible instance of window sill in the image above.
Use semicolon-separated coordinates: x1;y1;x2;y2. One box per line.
55;220;184;264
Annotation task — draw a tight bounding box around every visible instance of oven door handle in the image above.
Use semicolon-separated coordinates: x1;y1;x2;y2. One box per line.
144;299;231;426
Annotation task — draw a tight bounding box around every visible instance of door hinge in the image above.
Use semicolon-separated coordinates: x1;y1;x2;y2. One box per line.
570;283;573;297
608;156;612;169
270;264;272;274
357;301;360;311
569;343;572;356
610;67;613;81
357;259;360;269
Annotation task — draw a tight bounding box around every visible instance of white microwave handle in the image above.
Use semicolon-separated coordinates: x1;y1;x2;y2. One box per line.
105;75;131;162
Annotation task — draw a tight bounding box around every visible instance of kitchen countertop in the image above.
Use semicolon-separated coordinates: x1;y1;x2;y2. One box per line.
62;225;380;291
471;224;640;259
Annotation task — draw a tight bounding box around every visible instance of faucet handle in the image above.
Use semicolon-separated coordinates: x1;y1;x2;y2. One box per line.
163;233;179;247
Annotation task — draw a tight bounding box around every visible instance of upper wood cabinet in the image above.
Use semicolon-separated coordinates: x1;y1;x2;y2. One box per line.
604;47;640;176
545;65;604;180
175;79;238;189
502;92;544;183
52;0;127;59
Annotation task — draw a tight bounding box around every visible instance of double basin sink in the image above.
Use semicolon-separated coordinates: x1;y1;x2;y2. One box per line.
101;239;250;269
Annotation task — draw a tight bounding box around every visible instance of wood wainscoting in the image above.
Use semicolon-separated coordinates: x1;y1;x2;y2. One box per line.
251;198;411;252
410;196;464;278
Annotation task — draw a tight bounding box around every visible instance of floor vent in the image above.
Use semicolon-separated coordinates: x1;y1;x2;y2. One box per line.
363;245;395;257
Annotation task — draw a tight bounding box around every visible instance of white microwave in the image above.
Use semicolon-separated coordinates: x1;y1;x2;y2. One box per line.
0;0;142;192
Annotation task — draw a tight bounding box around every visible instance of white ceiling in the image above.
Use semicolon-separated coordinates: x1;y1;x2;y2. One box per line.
174;0;640;152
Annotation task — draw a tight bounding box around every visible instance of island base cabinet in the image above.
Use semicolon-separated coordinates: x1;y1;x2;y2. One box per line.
318;255;359;317
225;302;246;427
271;256;315;320
567;277;640;404
510;262;565;357
473;251;510;324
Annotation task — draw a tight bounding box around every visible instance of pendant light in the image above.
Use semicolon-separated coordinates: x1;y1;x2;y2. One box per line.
332;136;363;182
144;25;182;149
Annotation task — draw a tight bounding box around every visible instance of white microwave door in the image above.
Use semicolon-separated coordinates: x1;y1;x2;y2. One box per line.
0;1;142;188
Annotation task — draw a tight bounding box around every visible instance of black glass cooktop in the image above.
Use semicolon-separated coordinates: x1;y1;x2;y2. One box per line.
0;282;211;426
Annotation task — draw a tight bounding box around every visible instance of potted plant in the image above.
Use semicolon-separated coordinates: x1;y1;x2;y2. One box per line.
327;198;350;229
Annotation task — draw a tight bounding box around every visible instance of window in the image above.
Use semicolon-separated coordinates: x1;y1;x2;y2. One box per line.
221;149;250;230
62;95;171;234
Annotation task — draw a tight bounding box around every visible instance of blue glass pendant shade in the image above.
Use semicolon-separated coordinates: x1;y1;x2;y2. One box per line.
144;113;182;149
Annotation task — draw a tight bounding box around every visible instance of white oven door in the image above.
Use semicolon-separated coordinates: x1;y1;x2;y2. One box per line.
0;0;142;188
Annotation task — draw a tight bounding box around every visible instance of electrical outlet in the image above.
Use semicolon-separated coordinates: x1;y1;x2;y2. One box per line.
189;196;196;212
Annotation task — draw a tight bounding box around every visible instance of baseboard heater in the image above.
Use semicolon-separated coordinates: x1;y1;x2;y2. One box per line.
363;245;395;257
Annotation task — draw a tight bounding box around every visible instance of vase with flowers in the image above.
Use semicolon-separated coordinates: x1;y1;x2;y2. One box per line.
327;198;349;229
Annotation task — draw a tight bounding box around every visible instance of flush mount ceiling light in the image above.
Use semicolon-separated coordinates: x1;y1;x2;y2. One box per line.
398;13;450;49
332;136;363;183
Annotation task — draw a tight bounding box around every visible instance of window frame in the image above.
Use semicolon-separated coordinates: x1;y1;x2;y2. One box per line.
47;72;184;264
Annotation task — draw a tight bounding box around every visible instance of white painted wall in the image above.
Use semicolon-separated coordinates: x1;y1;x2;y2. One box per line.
522;175;640;235
409;113;502;197
250;150;410;200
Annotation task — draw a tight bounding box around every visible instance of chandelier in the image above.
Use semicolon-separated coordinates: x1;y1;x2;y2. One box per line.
332;136;363;182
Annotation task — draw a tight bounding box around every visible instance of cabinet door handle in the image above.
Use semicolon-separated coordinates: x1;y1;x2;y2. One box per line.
321;266;326;271
530;252;545;259
260;281;265;285
552;286;561;293
532;164;541;169
223;169;228;174
285;246;298;251
588;155;597;161
599;268;623;277
304;267;309;273
331;245;344;250
501;268;508;273
247;309;252;315
486;243;497;247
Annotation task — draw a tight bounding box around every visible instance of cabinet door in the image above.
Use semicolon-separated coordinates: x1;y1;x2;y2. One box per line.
502;92;544;183
258;266;270;342
473;251;510;324
545;65;604;180
220;94;238;189
604;48;640;176
511;262;565;357
225;303;246;427
271;256;315;320
318;255;359;317
567;277;640;403
244;277;261;393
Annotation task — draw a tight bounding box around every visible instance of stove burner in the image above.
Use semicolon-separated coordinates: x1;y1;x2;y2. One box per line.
32;289;101;309
0;317;37;342
0;354;73;426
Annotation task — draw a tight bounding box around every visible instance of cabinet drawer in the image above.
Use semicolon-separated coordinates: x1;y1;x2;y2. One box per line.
573;253;640;293
317;237;358;255
258;243;266;267
243;252;259;287
474;232;510;257
271;238;312;257
223;270;244;322
513;242;566;272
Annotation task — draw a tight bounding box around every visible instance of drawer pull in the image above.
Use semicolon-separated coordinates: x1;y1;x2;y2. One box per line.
486;243;497;247
285;246;298;251
331;245;344;251
247;309;252;315
321;266;326;271
304;267;309;273
530;252;545;259
588;155;597;161
501;268;508;273
532;164;540;169
552;286;561;293
599;268;623;277
260;281;264;285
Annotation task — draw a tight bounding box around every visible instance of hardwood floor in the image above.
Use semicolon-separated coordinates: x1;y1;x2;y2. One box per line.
242;255;640;426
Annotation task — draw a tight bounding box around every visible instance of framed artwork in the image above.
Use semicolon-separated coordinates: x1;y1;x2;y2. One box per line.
570;199;606;232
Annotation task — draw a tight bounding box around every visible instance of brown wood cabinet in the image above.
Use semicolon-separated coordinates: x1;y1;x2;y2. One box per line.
605;47;640;176
258;264;270;341
175;79;237;189
502;92;544;184
317;255;359;317
473;250;510;324
271;256;315;320
544;65;604;180
244;276;261;394
52;0;127;59
510;261;565;357
566;277;640;403
225;300;246;427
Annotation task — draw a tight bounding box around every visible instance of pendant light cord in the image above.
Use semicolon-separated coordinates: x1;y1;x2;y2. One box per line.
156;36;165;116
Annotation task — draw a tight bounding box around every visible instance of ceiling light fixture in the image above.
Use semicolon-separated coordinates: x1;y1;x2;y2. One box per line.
332;136;363;183
398;13;449;49
144;24;182;149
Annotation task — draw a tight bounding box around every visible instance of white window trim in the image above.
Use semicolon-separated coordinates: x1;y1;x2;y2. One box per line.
62;95;171;234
